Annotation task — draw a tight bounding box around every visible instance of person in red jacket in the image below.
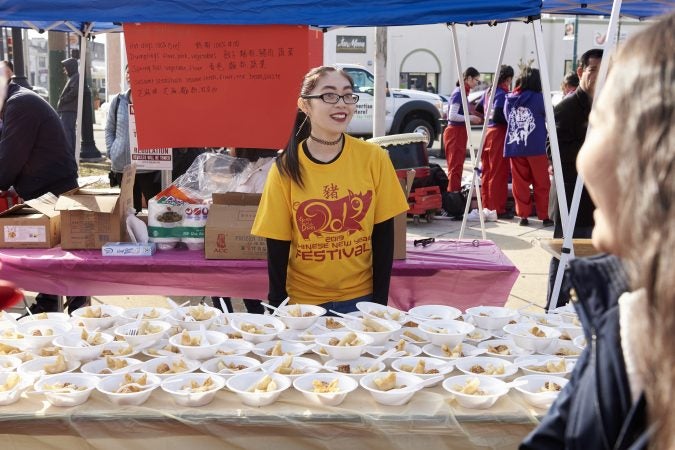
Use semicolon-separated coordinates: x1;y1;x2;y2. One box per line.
443;67;482;192
480;65;514;219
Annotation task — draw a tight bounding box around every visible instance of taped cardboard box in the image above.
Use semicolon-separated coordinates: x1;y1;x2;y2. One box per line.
0;193;60;248
56;165;135;249
205;192;266;260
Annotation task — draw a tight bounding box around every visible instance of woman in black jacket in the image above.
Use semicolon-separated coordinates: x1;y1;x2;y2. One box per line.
521;13;674;450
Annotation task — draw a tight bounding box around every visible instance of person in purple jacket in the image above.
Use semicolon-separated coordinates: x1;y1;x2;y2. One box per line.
503;67;552;227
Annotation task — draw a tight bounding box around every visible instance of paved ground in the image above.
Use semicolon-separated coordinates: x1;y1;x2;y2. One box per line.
12;112;556;315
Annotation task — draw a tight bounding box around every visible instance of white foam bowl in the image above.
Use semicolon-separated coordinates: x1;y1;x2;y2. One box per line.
314;316;348;332
422;342;484;360
477;339;534;361
114;320;172;349
391;356;453;386
121;307;171;322
408;304;462;322
96;372;161;406
519;313;564;328
360;371;424;406
168;330;227;361
142;339;181;358
515;355;575;377
161;373;225;407
277;329;325;344
550;304;578;323
214;339;254;357
275;304;326;330
314;332;374;360
80;357;143;377
557;324;584;341
53;332;115;362
418;319;475;347
539;340;583;359
572;335;587;351
16;320;74;350
513;374;569;409
464;328;493;344
356;301;407;323
503;323;561;353
454;356;519;380
0;355;22;372
324;356;386;381
168;306;221;332
293;372;358;407
34;373;99;407
17;312;70;324
226;372;291;407
391;327;429;344
252;340;314;360
140;355;200;379
345;317;401;346
230;315;286;344
261;356;322;379
18;356;79;380
100;341;138;358
200;355;261;379
366;341;422;364
71;305;125;331
465;306;519;331
0;311;21;323
0;372;25;405
443;374;510;409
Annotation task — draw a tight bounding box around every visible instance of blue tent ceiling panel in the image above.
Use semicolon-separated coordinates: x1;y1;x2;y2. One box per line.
0;0;541;27
542;0;675;20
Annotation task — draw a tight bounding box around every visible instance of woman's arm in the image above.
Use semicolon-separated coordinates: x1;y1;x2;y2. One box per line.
266;238;291;307
371;217;395;305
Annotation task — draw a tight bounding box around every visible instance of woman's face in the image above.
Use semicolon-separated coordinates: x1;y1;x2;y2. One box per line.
466;75;480;89
299;70;355;138
577;75;621;254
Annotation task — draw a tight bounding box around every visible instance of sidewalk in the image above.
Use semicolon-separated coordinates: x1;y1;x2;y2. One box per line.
13;120;555;314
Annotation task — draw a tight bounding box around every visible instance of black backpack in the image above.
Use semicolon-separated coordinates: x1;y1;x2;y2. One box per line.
442;187;469;217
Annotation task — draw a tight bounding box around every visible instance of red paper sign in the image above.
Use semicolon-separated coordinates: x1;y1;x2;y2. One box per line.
124;24;323;149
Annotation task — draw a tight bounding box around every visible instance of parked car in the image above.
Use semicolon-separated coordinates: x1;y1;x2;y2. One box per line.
32;86;49;102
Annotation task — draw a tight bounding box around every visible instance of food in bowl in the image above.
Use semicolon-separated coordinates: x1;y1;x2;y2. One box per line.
487;344;511;355
540;381;563;392
360;317;393;333
469;363;504;375
116;373;151;393
401;330;425;342
42;381;87;392
271;355;310;376
0;343;21;355
399;360;440;375
529;326;546;338
99;357;130;374
180;376;217;393
248;374;277;393
441;343;465;358
44;355;68;374
372;372;407;391
324;318;345;330
335;362;379;374
525;359;568;374
452;377;487;396
101;343;134;357
0;373;19;391
266;341;284;357
80;306;111;319
286;305;316;317
312;378;340;393
327;332;365;347
184;305;216;322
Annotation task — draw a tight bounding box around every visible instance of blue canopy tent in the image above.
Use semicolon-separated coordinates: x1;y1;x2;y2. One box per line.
542;0;674;20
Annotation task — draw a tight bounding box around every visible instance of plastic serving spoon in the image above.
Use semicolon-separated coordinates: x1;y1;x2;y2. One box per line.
368;348;405;370
328;310;360;321
396;375;446;393
502;379;530;389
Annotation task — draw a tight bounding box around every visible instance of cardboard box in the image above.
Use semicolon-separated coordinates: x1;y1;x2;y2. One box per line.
392;169;415;260
0;193;60;248
56;165;135;249
204;192;267;259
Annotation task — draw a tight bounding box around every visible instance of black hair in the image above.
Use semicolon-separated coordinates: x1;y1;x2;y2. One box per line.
276;66;354;187
497;65;514;85
456;66;480;86
1;60;13;72
514;67;542;92
563;71;580;88
579;48;604;69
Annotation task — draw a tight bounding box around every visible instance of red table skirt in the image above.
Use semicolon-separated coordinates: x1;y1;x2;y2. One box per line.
0;240;518;311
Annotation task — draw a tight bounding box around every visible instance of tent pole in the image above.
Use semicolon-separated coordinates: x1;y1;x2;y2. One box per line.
373;26;387;138
473;22;511;217
74;26;90;168
551;0;624;308
451;24;486;240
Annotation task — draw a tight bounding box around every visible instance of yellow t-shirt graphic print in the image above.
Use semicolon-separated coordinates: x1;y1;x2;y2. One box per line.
252;135;409;305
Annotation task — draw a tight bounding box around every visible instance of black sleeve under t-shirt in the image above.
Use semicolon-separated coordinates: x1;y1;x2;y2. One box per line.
265;217;395;307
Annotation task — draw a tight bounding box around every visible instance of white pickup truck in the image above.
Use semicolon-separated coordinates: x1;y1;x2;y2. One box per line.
336;64;444;147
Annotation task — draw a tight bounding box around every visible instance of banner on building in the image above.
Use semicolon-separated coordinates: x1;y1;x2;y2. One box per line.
336;35;366;53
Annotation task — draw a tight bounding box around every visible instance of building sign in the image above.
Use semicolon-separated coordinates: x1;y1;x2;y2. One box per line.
336;35;366;53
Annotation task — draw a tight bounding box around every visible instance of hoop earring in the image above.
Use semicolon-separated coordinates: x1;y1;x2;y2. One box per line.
295;116;308;137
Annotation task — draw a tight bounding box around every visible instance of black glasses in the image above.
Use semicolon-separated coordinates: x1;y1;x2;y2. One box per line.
301;93;359;104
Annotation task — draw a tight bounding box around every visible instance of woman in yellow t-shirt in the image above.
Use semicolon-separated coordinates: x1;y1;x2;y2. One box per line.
251;66;409;313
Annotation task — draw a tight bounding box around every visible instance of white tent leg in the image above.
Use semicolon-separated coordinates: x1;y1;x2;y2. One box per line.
373;26;387;138
451;24;486;240
550;0;623;309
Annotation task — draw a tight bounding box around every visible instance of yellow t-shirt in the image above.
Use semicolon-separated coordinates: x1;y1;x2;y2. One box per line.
251;135;409;305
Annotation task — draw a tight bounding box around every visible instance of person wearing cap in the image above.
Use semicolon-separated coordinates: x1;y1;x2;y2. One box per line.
57;57;80;153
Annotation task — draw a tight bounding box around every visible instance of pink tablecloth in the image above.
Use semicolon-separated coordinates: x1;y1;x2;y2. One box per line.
0;240;518;311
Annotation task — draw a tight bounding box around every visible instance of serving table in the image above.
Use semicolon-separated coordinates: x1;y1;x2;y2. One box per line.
0;240;519;311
